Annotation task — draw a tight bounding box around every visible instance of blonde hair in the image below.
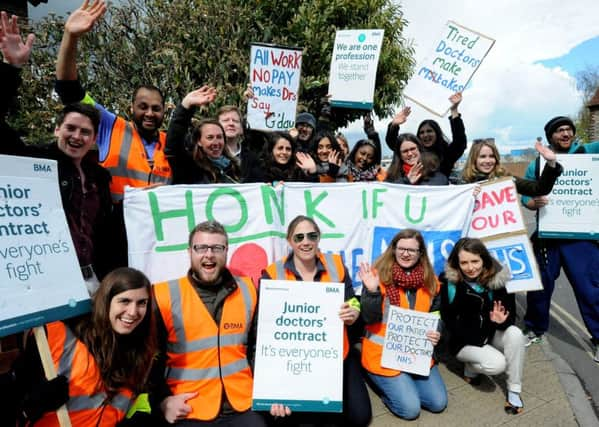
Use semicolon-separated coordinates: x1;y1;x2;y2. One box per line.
462;140;506;183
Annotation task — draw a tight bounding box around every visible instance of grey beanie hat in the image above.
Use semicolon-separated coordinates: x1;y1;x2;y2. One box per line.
295;112;317;129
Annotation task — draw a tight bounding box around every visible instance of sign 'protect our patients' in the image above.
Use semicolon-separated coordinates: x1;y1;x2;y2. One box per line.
252;280;344;412
0;155;90;337
381;306;439;376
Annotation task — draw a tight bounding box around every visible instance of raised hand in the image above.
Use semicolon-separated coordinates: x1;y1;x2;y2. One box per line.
358;262;379;292
489;300;509;324
535;140;557;167
449;92;462;111
296;152;317;174
406;162;423;184
0;12;35;66
243;83;255;101
181;86;217;109
65;0;107;37
391;106;411;126
328;150;342;167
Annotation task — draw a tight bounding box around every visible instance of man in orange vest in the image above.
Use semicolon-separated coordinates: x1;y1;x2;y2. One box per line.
54;1;173;267
150;221;267;426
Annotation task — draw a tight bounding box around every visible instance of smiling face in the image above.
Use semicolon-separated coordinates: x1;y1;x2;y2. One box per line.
316;137;333;162
475;145;497;175
354;144;375;170
394;237;421;269
288;220;320;264
272;138;293;165
418;123;436;148
55;112;96;163
296;122;313;142
458;249;483;281
399;141;420;165
131;88;164;135
108;287;149;335
189;231;228;285
551;125;574;152
337;137;349;158
218;110;243;140
197;123;225;159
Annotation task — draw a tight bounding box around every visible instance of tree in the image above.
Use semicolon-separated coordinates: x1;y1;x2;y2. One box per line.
9;0;414;142
575;66;599;143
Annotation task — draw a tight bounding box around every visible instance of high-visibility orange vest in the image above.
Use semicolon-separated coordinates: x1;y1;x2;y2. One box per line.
361;281;439;376
36;322;133;426
265;252;350;359
101;116;172;202
153;275;257;421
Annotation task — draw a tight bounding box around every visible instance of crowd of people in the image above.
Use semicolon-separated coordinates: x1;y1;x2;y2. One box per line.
1;1;599;426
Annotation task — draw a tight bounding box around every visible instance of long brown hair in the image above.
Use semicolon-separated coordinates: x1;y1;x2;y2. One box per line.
74;267;156;397
191;119;240;183
373;229;438;295
446;238;500;286
462;140;506;182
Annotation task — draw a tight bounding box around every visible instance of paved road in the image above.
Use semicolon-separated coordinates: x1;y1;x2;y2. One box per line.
520;209;599;417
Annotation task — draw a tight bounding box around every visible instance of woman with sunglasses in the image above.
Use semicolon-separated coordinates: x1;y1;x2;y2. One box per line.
262;215;371;427
460;139;562;196
440;238;527;414
358;229;447;420
11;267;157;426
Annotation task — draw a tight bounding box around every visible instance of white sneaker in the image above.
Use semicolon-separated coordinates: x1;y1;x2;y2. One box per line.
524;330;543;347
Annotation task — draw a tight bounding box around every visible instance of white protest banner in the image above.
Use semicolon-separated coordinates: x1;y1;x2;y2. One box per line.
381;307;438;376
483;233;542;293
328;29;384;110
252;280;344;412
124;182;475;289
247;43;302;131
539;154;599;239
404;21;494;116
0;155;90;337
467;178;525;239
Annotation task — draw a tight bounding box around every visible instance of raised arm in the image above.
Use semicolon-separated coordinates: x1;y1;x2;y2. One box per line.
56;0;106;81
441;92;467;176
385;106;411;152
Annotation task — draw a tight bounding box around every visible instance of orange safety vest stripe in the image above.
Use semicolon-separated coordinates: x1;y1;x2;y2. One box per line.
265;253;350;359
362;280;440;377
36;322;133;427
102;117;172;202
153;275;257;421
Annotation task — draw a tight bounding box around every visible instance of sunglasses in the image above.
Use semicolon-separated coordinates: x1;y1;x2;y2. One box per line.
292;232;319;243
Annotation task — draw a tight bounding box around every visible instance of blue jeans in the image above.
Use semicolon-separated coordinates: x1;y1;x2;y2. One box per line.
367;365;447;420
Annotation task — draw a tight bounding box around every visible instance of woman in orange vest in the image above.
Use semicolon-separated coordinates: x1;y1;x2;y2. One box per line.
12;267;157;426
263;215;372;427
358;229;447;420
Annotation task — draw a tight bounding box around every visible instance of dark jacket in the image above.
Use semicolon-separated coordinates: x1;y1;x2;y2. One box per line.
0;63;114;279
440;262;514;355
386;115;467;177
165;104;241;184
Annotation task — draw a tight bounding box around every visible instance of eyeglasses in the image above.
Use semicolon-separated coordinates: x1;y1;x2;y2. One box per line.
292;232;319;243
395;246;420;256
191;244;226;254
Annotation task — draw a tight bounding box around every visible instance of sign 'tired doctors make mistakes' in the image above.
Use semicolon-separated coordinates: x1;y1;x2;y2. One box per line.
328;29;384;110
253;280;344;412
404;21;494;117
247;43;303;131
0;155;90;337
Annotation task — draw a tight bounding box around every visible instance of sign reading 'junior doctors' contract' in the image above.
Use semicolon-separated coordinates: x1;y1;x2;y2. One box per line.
252;280;344;412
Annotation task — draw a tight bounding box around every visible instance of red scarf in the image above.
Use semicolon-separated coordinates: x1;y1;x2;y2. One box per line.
385;263;425;306
402;163;413;177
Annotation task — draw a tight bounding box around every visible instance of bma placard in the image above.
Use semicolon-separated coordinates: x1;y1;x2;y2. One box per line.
0;155;90;337
539;154;599;239
328;29;384;110
252;280;344;412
